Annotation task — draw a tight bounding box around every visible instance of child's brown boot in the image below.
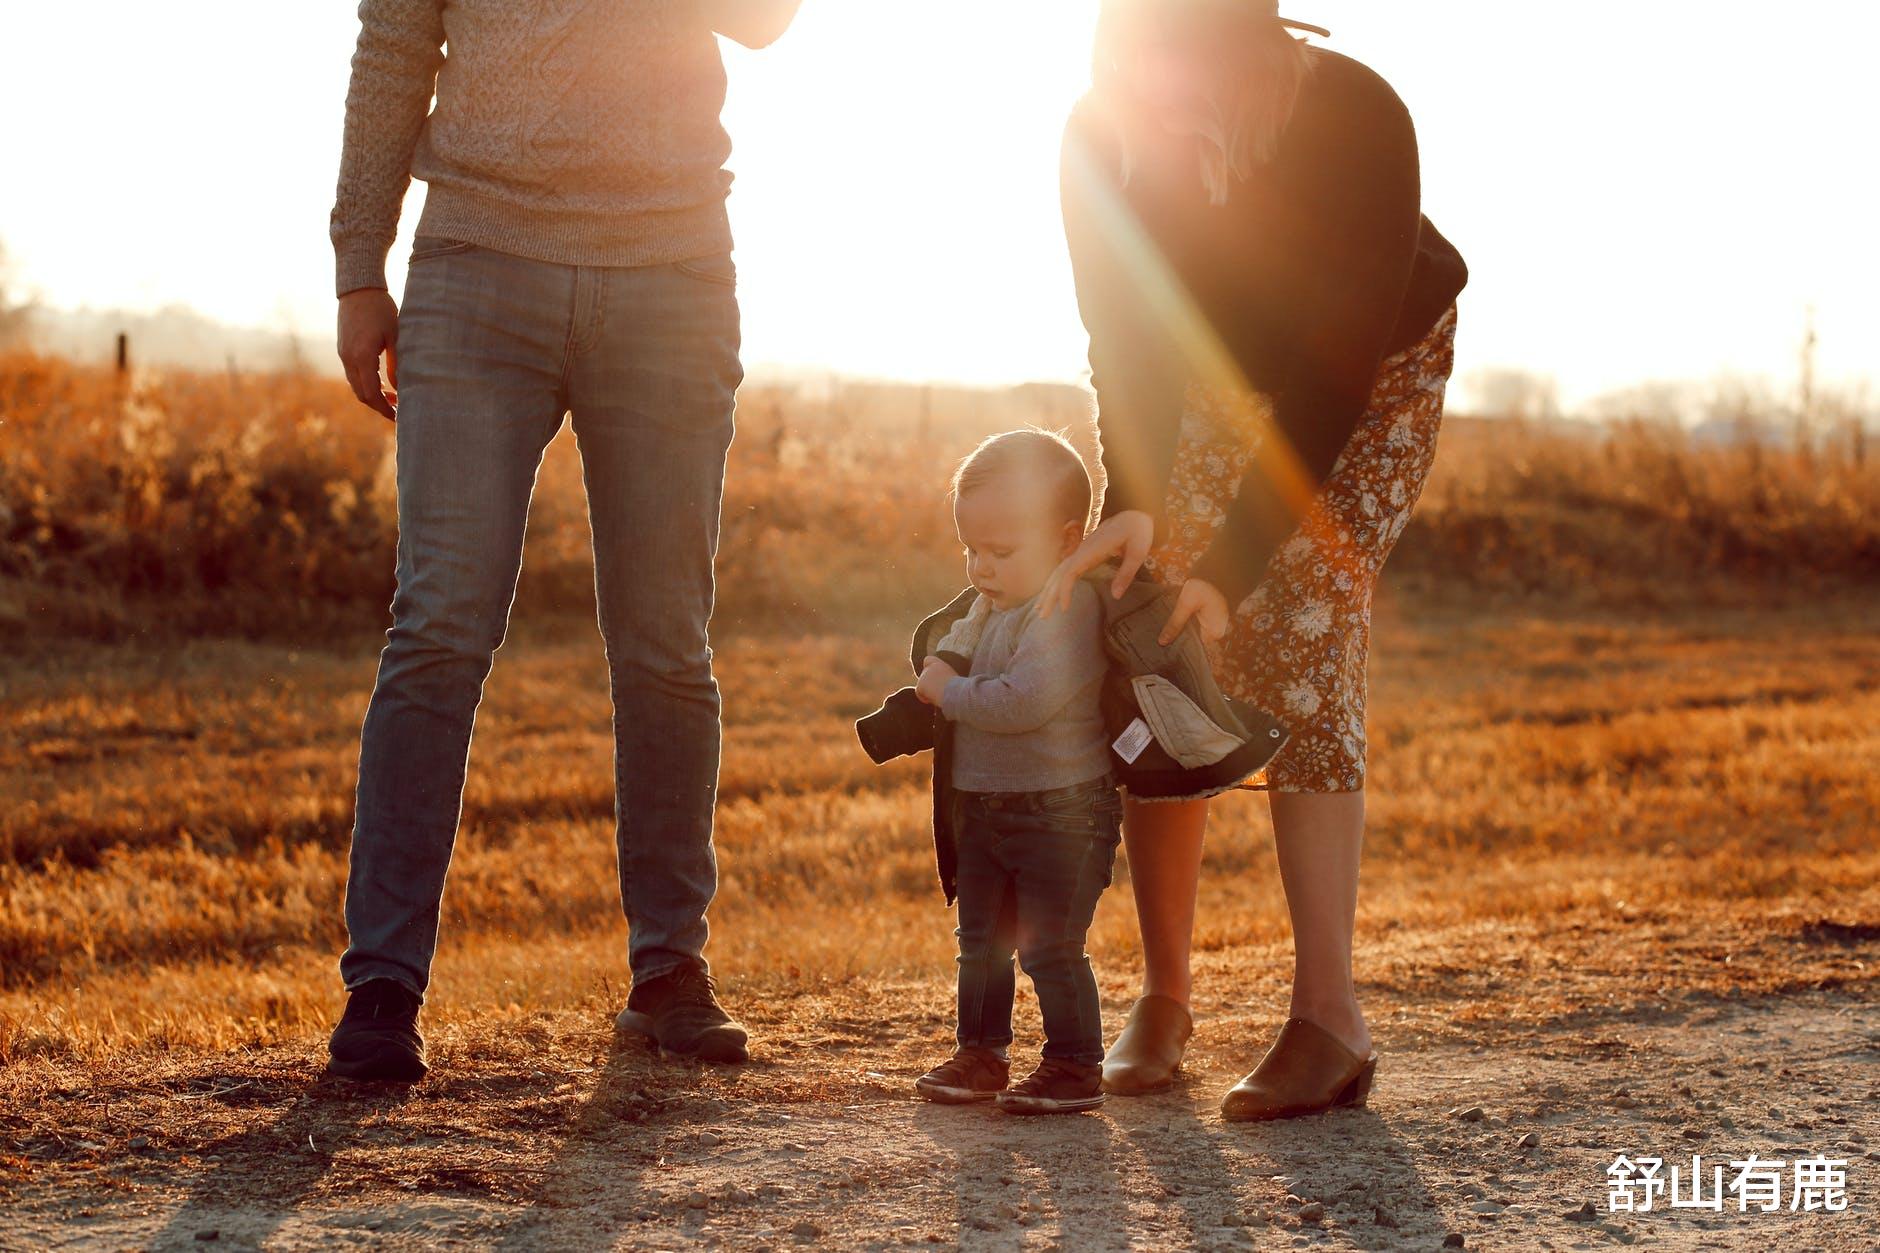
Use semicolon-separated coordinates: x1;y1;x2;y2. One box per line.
915;1046;1010;1103
995;1057;1105;1114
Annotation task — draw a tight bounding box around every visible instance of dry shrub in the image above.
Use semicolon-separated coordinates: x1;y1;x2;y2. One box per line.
1397;415;1880;600
3;351;1875;643
0;353;395;638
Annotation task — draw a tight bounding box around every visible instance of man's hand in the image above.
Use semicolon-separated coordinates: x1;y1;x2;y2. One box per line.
338;288;400;423
1159;578;1231;647
1038;509;1156;620
705;0;803;49
916;657;960;707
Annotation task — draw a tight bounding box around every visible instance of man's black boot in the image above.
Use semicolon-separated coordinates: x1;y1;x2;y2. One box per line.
614;962;749;1063
325;978;427;1082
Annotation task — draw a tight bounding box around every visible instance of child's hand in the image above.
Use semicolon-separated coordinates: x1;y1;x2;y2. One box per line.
916;657;959;706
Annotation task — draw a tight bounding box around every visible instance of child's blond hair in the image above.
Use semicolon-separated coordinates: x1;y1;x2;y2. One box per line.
950;428;1094;531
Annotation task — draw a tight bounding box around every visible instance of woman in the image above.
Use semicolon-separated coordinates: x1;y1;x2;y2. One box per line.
1040;0;1468;1120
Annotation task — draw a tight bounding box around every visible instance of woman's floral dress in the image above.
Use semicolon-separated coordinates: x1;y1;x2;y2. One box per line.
1142;305;1459;792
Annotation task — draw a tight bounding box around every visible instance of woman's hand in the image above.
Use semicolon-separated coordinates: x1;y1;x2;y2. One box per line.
916;657;959;706
1159;578;1230;646
1038;510;1156;619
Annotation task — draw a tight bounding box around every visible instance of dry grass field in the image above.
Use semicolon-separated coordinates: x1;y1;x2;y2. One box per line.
1;353;1876;1248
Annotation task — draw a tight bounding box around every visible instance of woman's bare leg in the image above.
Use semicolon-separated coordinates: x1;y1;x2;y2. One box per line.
1122;795;1209;1005
1269;789;1371;1057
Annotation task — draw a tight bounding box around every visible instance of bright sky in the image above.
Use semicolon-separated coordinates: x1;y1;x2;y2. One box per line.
2;1;1875;408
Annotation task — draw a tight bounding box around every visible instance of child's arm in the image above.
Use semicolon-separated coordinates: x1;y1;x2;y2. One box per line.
939;582;1106;735
925;593;993;675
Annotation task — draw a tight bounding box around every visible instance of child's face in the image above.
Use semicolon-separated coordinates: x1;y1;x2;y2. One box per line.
953;481;1083;611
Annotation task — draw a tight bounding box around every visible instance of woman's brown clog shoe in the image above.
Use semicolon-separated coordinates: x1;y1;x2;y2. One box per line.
1101;994;1193;1095
1219;1016;1376;1122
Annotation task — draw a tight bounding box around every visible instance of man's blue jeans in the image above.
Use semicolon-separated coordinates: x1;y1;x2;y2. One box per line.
952;777;1123;1066
339;235;742;998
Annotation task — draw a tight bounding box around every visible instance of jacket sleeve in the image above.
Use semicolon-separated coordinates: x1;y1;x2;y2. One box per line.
1060;104;1179;549
1186;75;1423;608
330;0;447;298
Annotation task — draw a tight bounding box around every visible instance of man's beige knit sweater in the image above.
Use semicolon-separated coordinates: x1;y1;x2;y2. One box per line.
331;1;798;298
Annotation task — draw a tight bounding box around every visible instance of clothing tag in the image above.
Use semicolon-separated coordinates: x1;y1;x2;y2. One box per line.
1112;718;1154;765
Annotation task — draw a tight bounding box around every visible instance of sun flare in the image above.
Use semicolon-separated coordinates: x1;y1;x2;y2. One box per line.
719;0;1103;383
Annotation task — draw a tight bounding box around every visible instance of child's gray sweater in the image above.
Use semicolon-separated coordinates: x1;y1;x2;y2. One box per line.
940;581;1112;793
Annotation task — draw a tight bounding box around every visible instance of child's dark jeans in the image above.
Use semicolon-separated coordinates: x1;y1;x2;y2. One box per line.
952;774;1123;1066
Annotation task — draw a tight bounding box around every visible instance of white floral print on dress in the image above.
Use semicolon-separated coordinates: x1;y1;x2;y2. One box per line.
1139;306;1459;792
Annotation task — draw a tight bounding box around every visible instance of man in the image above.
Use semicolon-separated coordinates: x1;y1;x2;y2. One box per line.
326;0;803;1082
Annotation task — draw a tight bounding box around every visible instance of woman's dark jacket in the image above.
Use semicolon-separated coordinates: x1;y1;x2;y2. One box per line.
1061;47;1470;609
855;568;1288;905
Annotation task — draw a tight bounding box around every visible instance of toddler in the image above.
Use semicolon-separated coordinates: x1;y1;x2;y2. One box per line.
911;429;1121;1115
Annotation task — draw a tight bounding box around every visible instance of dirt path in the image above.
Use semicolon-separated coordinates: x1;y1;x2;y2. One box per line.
3;986;1874;1251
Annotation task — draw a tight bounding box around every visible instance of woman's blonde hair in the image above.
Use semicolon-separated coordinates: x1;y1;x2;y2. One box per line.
1093;0;1315;206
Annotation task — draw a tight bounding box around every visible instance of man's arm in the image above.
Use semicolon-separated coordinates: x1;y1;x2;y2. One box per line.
330;0;446;298
940;583;1107;735
705;0;804;50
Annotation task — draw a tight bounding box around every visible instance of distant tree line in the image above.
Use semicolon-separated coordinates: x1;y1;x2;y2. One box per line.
0;240;36;350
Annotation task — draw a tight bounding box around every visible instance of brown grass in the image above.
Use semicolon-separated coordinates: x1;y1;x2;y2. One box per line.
0;350;1875;1068
2;592;1874;1064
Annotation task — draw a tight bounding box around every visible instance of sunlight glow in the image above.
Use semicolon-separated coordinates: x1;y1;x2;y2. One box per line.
0;2;1875;407
717;0;1101;384
1060;131;1318;529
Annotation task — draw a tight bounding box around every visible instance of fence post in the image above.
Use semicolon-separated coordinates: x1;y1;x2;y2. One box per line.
116;332;128;375
1796;305;1816;454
